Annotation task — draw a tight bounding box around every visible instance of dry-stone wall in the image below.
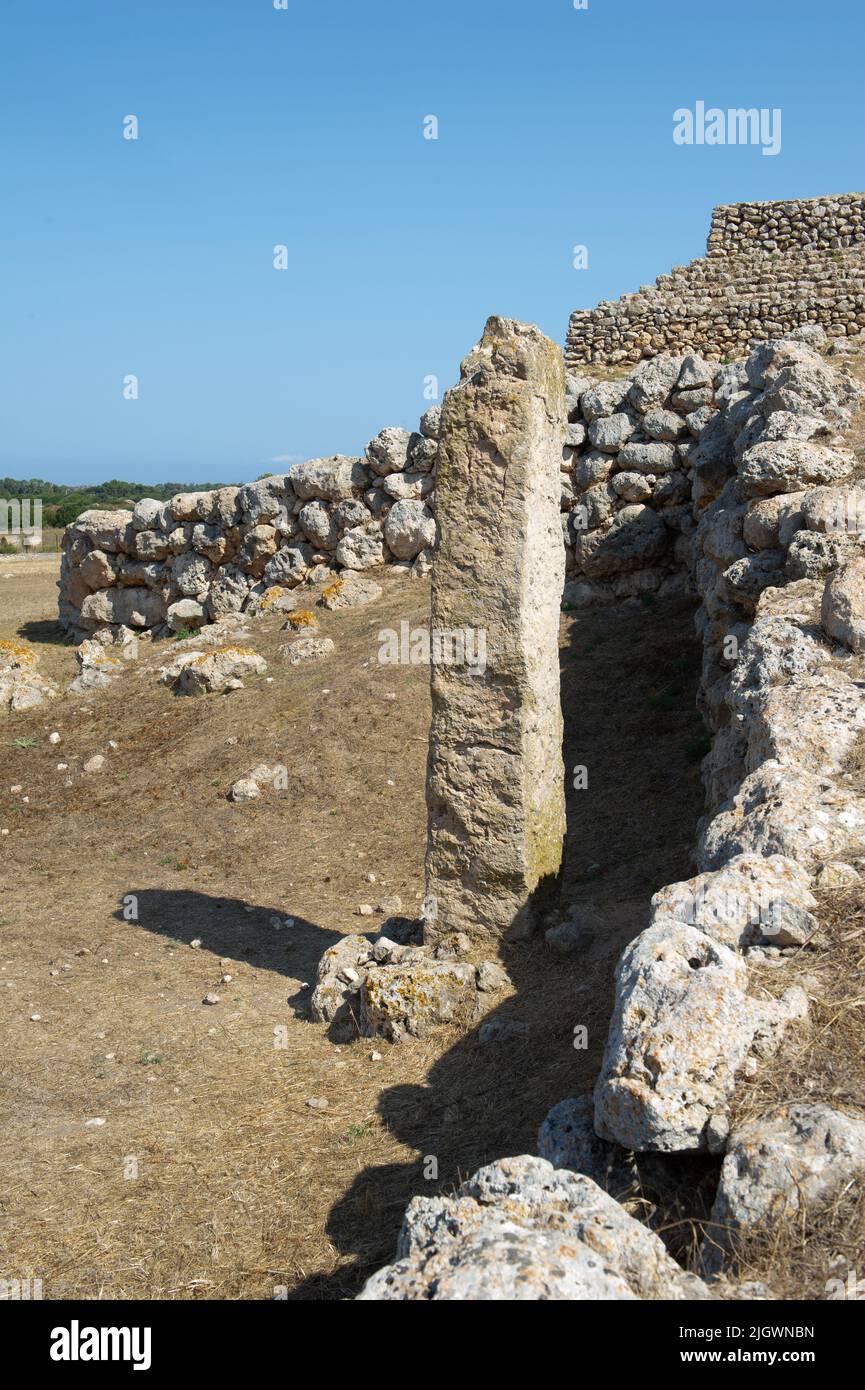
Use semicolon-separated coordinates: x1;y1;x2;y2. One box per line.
566;194;865;367
58;414;441;641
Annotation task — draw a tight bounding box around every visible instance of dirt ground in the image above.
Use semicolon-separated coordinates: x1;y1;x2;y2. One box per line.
0;558;707;1300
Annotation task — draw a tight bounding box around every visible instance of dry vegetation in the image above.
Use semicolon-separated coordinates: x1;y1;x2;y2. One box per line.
707;889;865;1299
0;560;706;1299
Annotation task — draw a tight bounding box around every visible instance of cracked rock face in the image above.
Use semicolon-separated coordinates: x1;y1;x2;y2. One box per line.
593;922;808;1152
424;317;567;948
357;1156;708;1301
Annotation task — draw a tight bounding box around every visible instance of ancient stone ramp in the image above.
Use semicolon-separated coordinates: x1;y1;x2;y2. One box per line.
566;193;865;366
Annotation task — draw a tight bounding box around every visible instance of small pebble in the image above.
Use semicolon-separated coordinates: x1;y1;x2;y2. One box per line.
370;1051;382;1062
29;1012;42;1022
357;904;374;917
220;973;233;984
85;1117;106;1127
203;992;220;1005
190;938;202;949
306;1097;329;1110
48;732;61;745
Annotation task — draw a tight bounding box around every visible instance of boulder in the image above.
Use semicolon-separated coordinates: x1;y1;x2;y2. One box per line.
650;854;817;952
365;427;412;476
704;1104;865;1272
290;456;369;502
739;441;855;497
279;637;335;665
358;1156;708;1301
697;762;865;873
335;525;387;570
383;500;437;561
171;646;267;696
822;558;865;652
587;413;636;453
360;957;476;1040
574;506;669;578
594;921;808;1152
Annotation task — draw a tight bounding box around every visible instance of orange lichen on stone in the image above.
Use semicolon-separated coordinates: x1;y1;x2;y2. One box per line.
258;587;284;610
0;640;38;669
282;610;317;630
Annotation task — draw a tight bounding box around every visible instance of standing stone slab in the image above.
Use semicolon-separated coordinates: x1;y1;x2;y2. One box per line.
424;316;567;947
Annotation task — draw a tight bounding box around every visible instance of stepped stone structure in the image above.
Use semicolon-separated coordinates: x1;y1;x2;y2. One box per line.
424;317;567;947
566;194;865;367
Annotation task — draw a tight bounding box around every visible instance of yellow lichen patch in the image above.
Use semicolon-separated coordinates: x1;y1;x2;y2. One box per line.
321;580;345;602
191;645;257;666
0;640;37;669
258;586;284;611
282;610;317;631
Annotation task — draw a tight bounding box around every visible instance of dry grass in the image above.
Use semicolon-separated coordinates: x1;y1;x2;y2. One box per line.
709;887;865;1297
0;566;706;1300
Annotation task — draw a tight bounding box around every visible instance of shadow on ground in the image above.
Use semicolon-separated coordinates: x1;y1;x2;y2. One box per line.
287;594;709;1299
114;888;344;991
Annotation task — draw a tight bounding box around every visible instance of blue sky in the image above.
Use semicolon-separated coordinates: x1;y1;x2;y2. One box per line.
1;0;862;485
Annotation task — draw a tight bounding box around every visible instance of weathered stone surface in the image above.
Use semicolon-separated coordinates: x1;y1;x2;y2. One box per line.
822;557;865;651
279;637;335;665
739;440;855;497
424;318;567;947
617;441;678;474
538;1096;635;1197
290;455;369;502
704;1105;865;1271
360;957;476;1040
335;525;387;570
574;505;669;578
80;586;166;630
317;575;382;610
262;543;314;589
587;413;636;453
594;922;808;1152
697;762;865;873
365;427;412;476
310;935;372;1027
66;509;134;553
383;500;436;561
358;1156;708;1301
168;646;267;696
802;484;865;535
650;854;817;952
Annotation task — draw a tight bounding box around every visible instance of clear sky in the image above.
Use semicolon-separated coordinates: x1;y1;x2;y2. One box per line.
1;0;862;484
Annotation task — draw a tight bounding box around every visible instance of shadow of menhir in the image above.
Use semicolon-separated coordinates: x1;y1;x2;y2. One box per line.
113;888;343;990
290;595;708;1300
17;617;69;645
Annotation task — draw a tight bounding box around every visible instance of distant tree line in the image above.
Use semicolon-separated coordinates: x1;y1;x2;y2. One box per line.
0;477;239;529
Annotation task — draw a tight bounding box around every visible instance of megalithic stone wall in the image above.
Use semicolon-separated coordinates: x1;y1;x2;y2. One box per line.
423;317;567;948
566;193;865;367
